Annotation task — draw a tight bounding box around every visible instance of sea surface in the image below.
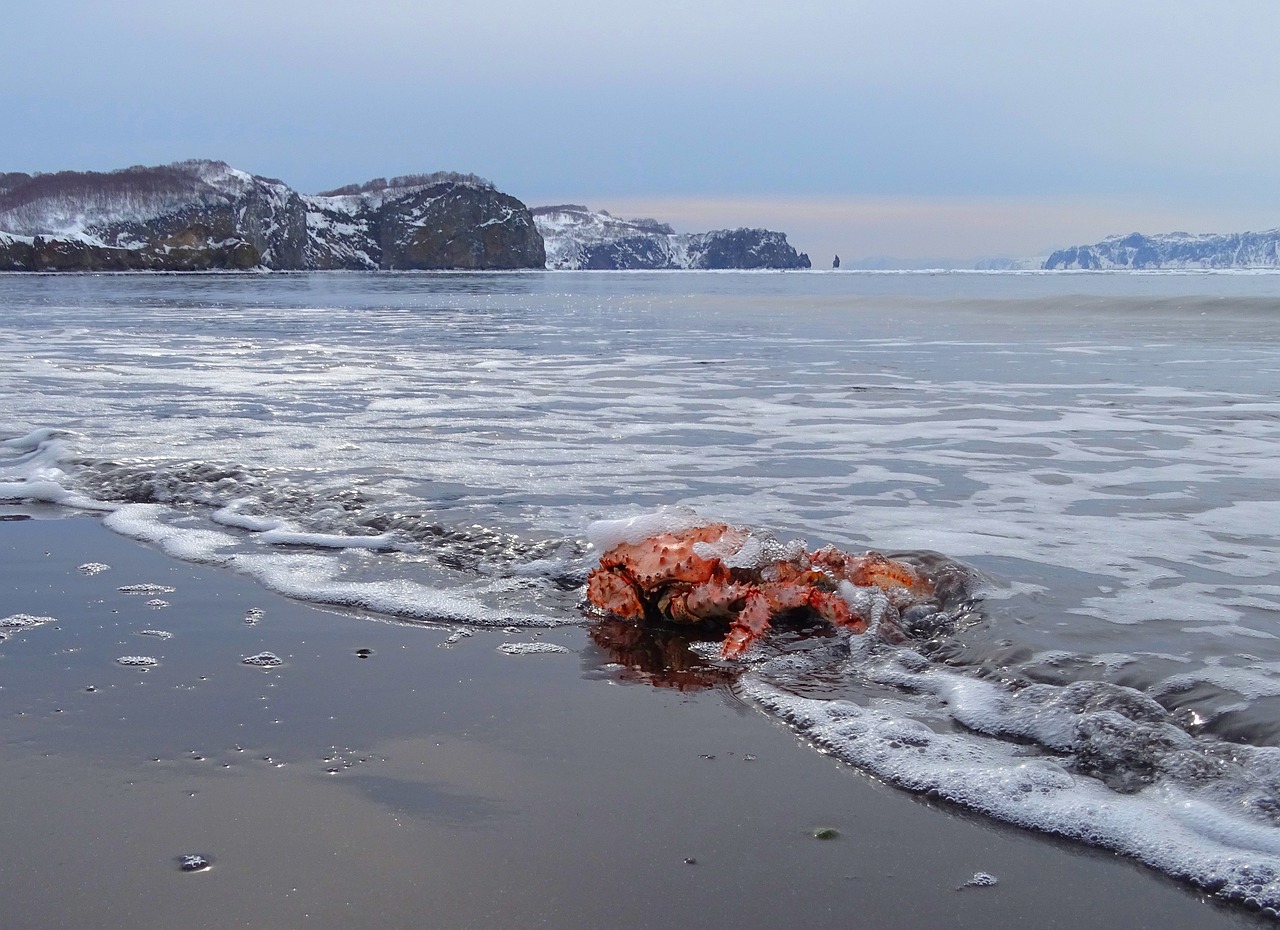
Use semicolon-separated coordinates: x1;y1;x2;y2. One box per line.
3;269;1280;911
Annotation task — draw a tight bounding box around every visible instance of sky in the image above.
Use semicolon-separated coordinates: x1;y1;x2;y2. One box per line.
6;0;1280;266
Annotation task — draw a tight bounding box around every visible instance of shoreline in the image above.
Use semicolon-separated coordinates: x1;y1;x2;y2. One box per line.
0;506;1270;929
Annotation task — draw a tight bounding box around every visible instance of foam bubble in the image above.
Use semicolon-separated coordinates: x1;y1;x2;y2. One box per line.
498;642;570;656
116;655;158;667
241;652;283;667
118;584;176;595
0;614;56;630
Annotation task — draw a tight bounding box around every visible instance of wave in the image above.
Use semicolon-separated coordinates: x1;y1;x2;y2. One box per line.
5;424;1280;914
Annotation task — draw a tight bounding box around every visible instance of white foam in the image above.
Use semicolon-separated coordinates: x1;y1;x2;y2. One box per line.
229;552;566;628
210;504;282;532
104;504;238;563
0;430;118;511
0;613;56;630
0;477;115;511
586;506;709;551
743;675;1280;910
255;527;411;551
212;503;414;552
117;583;176;595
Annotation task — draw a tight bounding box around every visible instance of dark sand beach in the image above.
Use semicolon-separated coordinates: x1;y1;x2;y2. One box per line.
0;505;1269;930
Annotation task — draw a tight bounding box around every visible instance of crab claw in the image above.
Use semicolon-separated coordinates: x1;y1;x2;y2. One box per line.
586;566;646;620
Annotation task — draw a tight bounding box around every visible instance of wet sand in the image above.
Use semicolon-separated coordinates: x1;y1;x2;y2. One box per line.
0;506;1270;930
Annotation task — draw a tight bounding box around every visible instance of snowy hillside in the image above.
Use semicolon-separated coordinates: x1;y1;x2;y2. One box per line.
1045;229;1280;269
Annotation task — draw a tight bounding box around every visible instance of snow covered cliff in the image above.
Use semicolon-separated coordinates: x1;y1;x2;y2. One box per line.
533;204;810;270
0;161;544;271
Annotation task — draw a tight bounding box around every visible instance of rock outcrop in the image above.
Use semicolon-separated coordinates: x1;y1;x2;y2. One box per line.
1044;229;1280;270
377;182;544;270
684;227;811;270
533;204;810;270
0;161;545;271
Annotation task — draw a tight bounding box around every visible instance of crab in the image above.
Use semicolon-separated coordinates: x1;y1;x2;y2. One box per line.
585;521;935;659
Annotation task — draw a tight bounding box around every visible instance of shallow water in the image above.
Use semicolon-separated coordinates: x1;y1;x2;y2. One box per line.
3;269;1280;911
6;513;1260;930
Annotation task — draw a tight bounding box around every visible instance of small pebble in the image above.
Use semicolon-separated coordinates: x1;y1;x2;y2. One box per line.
179;854;211;872
813;828;840;840
960;872;998;889
683;857;697;865
355;648;373;658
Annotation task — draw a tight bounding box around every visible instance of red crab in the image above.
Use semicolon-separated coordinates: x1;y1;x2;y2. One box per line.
585;521;934;659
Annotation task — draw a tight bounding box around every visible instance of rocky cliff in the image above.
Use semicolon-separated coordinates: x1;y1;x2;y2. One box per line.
0;161;545;271
533;204;810;270
1044;229;1280;270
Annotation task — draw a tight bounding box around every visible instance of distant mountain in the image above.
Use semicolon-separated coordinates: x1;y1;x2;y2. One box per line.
532;204;810;270
1044;229;1280;270
0;160;544;271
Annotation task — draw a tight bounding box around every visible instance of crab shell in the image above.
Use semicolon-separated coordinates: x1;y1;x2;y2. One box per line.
585;523;934;659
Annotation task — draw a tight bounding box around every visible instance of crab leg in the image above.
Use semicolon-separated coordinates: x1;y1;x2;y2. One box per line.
720;584;870;659
720;588;773;659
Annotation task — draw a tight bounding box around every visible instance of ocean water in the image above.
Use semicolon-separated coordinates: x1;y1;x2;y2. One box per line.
3;269;1280;911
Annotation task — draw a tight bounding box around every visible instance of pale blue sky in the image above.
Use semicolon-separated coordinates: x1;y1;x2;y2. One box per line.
7;1;1280;264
